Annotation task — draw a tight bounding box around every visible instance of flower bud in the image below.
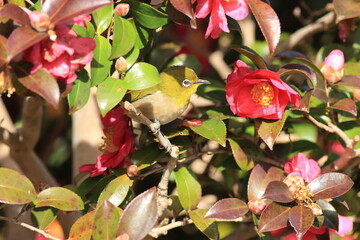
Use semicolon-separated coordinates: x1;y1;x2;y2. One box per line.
115;57;128;73
248;199;267;214
115;3;130;17
127;165;138;177
321;49;344;85
29;11;50;32
353;88;360;101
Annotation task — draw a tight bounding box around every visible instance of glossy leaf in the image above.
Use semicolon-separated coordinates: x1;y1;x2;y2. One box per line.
0;3;30;26
169;0;196;28
262;181;294;203
42;0;112;25
68;69;91;114
150;42;182;70
174;167;202;210
97;174;132;207
123;62;161;90
248;0;281;56
204;198;248;221
233;46;268;69
0;168;37;204
189;209;219;240
316;200;339;230
279;66;316;89
132;21;150;49
328;98;357;116
110;15;136;59
290;90;313;113
92;4;113;34
96;77;127;116
126;0;169;29
91;35;112;86
258;203;291;232
7;26;47;62
93;200;121;240
68;211;95;240
190;118;227;147
337;75;360;88
228;138;253;171
0;34;7;67
255;111;288;150
117;187;158;240
31;207;57;230
16;68;60;107
34;187;84;211
308;173;354;201
333;0;360;22
289;205;314;239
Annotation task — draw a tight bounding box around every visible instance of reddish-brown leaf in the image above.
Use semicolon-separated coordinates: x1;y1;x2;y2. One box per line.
0;3;30;26
333;0;360;22
204;198;248;221
248;0;280;56
16;68;60;107
233;46;268;69
258;203;291;232
290;90;313;113
328;98;357;116
262;181;294;203
42;0;112;25
7;25;47;61
0;34;7;67
289;205;314;239
308;173;354;201
169;0;196;28
337;75;360;88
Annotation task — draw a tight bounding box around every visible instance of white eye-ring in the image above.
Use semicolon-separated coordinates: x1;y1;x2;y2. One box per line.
182;79;192;88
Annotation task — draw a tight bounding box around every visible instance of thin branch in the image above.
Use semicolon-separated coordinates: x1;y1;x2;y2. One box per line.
328;122;353;148
0;216;62;240
303;113;335;133
149;219;193;238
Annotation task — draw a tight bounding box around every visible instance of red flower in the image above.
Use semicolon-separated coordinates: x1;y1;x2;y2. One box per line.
225;60;300;119
79;108;135;177
284;153;321;183
195;0;248;39
24;24;95;84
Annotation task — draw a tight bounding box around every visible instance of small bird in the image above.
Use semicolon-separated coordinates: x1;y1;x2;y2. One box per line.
125;66;209;125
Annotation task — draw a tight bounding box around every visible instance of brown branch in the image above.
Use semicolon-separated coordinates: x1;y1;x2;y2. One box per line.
149;219;193;238
303;113;335;133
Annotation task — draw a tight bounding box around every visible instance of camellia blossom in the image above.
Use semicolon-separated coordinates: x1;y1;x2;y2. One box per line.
225;60;301;119
79;107;135;177
195;0;248;39
284;153;321;183
320;49;344;84
23;14;95;84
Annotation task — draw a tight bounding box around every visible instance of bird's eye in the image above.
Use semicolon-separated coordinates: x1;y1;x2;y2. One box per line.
182;79;192;88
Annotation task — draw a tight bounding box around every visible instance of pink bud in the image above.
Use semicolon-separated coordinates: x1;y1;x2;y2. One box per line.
248;199;267;214
115;3;130;17
127;165;138;177
321;49;345;84
115;57;128;73
29;11;50;32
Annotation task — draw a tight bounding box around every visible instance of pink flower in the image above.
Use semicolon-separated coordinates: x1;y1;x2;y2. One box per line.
225;60;300;119
24;24;95;83
284;153;321;183
330;215;353;237
71;14;91;27
321;49;344;84
79;108;135;177
195;0;248;38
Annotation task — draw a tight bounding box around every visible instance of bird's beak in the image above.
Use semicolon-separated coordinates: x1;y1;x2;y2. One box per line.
194;79;211;85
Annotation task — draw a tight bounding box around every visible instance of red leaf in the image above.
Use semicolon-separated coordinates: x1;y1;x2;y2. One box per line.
16;68;60;107
289;205;314;239
248;0;280;56
336;75;360;88
169;0;196;28
0;34;7;67
308;173;354;201
0;3;30;26
42;0;112;25
7;25;47;61
328;98;357;116
262;181;294;203
204;198;248;221
117;187;158;240
258;203;291;232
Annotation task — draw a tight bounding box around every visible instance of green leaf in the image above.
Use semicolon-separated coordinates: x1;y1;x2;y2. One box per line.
0;168;37;204
72;25;89;37
204;198;248;221
92;4;113;34
91;35;112;86
167;53;202;75
31;207;57;230
174;167;201;210
110;15;136;59
124;46;140;69
117;187;158;240
190;118;227;147
132;20;150;49
93;200;121;240
96;77;127;116
255;111;288;150
123;62;161;90
227;138;253;171
150;42;182;70
126;0;169;29
68;211;95;240
189;209;219;240
97;174;132;207
34;187;84;211
68;69;91;114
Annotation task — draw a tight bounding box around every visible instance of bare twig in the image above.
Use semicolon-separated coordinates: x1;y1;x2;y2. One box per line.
0;216;62;240
149;219;193;238
303;113;335;133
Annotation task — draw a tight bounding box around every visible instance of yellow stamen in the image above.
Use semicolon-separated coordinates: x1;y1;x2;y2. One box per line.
250;82;275;106
98;127;118;153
